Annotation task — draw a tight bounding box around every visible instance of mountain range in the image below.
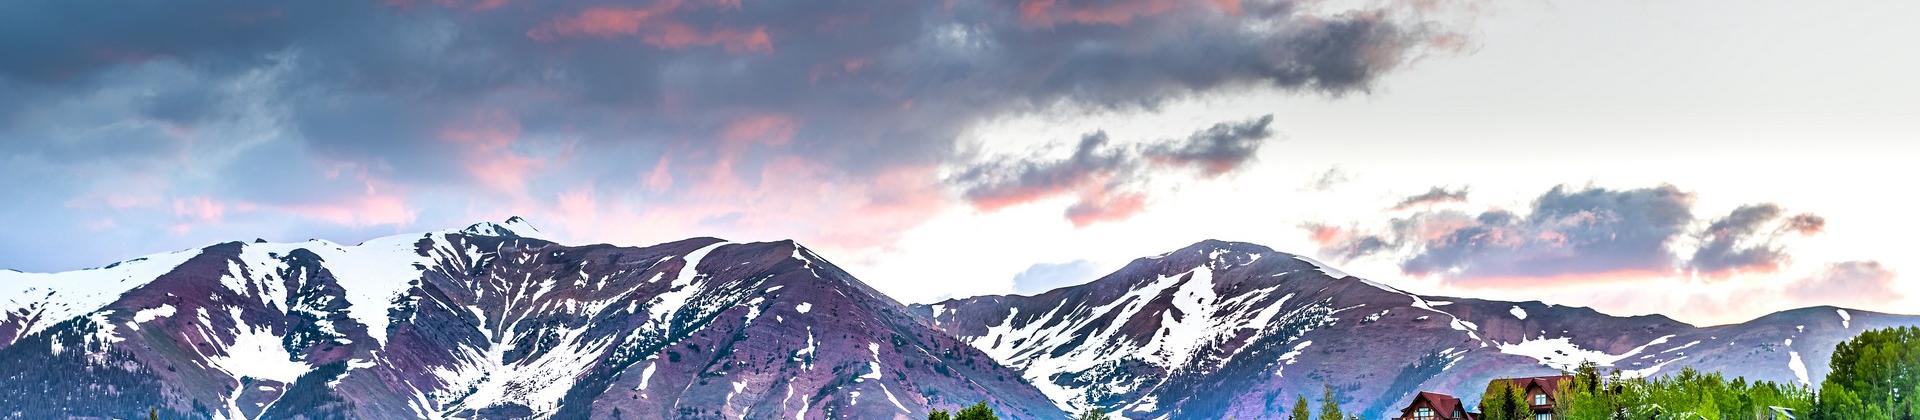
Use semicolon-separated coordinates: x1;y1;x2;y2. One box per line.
1;218;1911;419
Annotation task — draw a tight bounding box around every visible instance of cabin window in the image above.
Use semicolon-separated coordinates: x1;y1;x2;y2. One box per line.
1535;414;1552;420
1415;407;1434;420
1454;408;1466;419
1534;393;1548;406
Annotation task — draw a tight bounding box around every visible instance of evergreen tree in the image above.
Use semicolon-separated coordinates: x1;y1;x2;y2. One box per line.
1502;382;1531;420
955;401;999;420
1292;395;1311;420
1482;380;1530;420
928;408;952;420
1317;385;1344;420
1076;407;1108;420
1482;381;1512;420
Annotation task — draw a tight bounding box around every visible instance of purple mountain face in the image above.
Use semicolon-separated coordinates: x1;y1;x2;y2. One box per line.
0;218;1062;419
2;224;1912;420
912;240;1920;419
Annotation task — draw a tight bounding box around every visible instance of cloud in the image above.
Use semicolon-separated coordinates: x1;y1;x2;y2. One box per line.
1785;261;1902;306
1301;222;1390;261
1687;204;1824;276
1305;184;1843;286
1784;213;1826;235
525;3;773;53
950;115;1276;225
1301;166;1351;191
1064;191;1148;227
0;0;1457;270
1400;185;1693;282
1389;186;1468;210
1143;115;1275;175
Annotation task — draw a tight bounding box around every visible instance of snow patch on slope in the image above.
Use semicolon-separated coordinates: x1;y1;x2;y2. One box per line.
1292;255;1350;279
1499;334;1673;371
211;323;311;383
1786;338;1810;386
645;241;730;336
128;305;177;330
1;247;201;339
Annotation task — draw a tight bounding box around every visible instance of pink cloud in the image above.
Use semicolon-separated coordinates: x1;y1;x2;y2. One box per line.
1784;213;1826;235
645;23;772;53
526;2;773;53
439;108;542;195
954;116;1273;227
644;155;675;192
962;170;1112;213
266;164;420;228
1064;191;1147;227
527;3;682;41
1787;261;1902;305
171;196;227;223
961;170;1146;229
550;158;946;256
694;112;800;190
721;113;797;145
1303;223;1349;247
281;192;417;228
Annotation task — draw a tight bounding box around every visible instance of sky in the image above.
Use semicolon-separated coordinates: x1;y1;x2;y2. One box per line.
2;0;1915;326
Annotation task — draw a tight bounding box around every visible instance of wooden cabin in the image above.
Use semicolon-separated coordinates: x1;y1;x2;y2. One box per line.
1395;391;1478;420
1483;375;1572;420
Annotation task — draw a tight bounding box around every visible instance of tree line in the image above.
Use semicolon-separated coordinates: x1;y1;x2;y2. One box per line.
928;327;1917;420
925;401;1109;420
1555;326;1918;419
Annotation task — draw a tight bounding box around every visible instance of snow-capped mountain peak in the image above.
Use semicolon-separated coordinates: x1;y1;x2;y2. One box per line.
3;231;1914;419
459;215;542;238
0;224;1062;419
916;240;1920;419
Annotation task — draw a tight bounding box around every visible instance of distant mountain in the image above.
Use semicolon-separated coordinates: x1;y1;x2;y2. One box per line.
3;223;1909;420
0;218;1062;419
912;240;1920;419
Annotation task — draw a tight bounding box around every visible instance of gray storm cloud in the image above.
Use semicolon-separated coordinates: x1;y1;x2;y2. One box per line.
1307;184;1831;284
0;0;1452;269
950;115;1276;225
1389;186;1469;210
1688;204;1826;276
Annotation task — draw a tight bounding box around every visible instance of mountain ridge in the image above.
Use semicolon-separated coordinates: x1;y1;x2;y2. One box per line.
0;218;1064;419
912;238;1920;419
2;223;1912;419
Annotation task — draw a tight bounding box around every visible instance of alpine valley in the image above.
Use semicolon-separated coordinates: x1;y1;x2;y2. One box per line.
2;219;1912;419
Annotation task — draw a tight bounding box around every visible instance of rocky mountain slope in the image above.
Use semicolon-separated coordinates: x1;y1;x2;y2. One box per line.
913;240;1920;419
0;218;1062;419
3;222;1910;420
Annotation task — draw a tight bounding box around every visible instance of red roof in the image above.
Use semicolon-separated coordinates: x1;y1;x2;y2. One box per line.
1485;375;1574;411
1399;391;1477;420
1505;375;1571;395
